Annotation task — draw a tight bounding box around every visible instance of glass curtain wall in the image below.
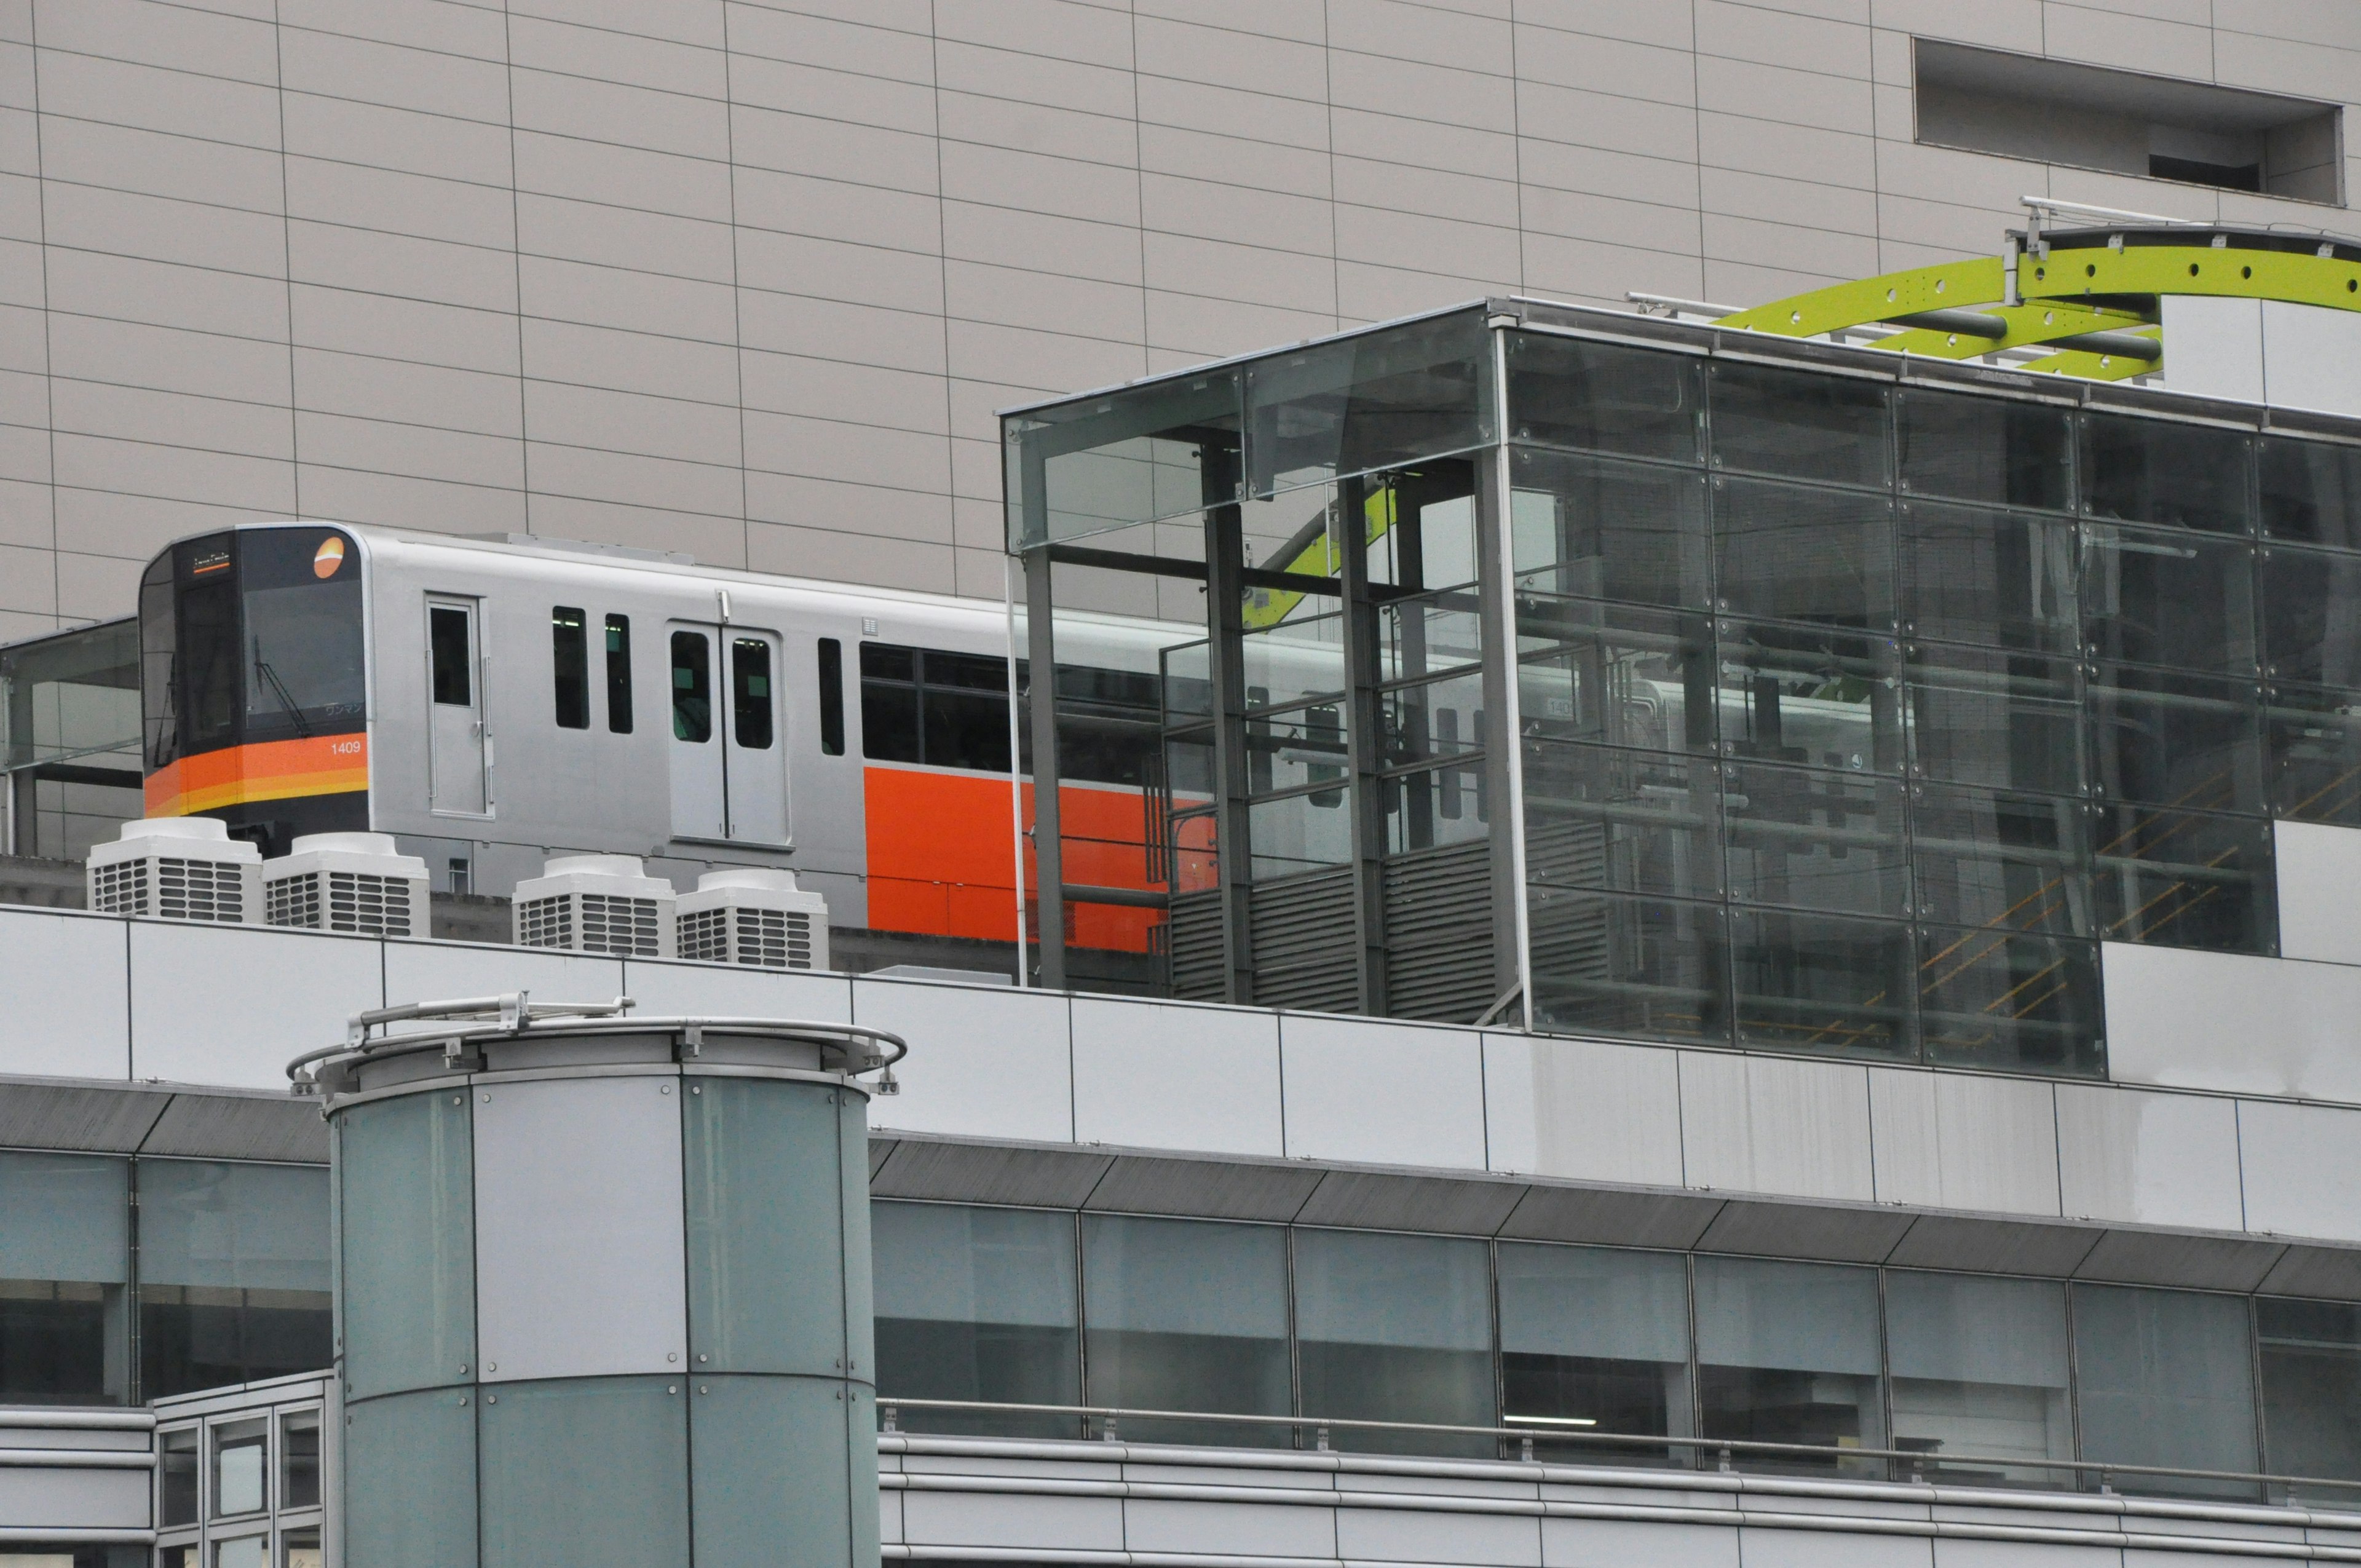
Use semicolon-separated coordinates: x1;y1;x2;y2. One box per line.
0;1151;129;1404
135;1160;332;1400
870;1201;1080;1436
1080;1215;1291;1444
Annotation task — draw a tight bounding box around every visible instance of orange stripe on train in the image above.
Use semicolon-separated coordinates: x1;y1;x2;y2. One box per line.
144;734;370;817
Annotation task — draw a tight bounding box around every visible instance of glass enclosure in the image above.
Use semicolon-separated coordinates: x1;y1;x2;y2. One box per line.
0;617;141;860
1003;301;2361;1074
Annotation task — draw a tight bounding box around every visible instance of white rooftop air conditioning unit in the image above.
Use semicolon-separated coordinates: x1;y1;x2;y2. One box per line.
676;868;830;971
263;833;430;938
86;817;259;924
513;854;677;959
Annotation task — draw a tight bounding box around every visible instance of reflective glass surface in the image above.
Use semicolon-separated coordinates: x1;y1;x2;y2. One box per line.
1293;1229;1493;1455
1723;760;1908;917
1694;1257;1886;1473
1246;785;1353;879
1907;784;2090;937
2081;413;2253;534
1527;887;1728;1043
1899;503;2078;651
1915;924;2103;1075
1518;596;1717;754
1378;590;1484;682
1730;907;1913;1057
1897;388;2073;512
2081;525;2256;674
478;1377;690;1567
691;1376;861;1568
2260;544;2361;689
2086;663;2264;815
686;1079;848;1377
338;1094;473;1401
1005;371;1241;548
1505;331;1704;462
211;1419;264;1518
1511;448;1710;608
137;1162;331;1400
2072;1285;2260;1497
1707;361;1890;489
1382;763;1489;854
1886;1272;2071;1485
1244;311;1492;497
1498;1243;1692;1465
1905;644;2084;797
1712;477;1895;629
1715;619;1903;774
2258;1298;2361;1486
872;1202;1078;1437
1082;1216;1291;1444
0;1151;127;1404
2261;435;2361;550
341;1388;477;1568
2266;684;2361;825
1524;741;1723;901
2089;802;2276;954
279;1410;319;1511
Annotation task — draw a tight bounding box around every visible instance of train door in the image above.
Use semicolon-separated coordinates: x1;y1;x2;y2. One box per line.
665;622;789;845
427;596;488;815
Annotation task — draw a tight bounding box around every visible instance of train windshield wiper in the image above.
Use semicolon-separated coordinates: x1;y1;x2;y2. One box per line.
253;637;313;738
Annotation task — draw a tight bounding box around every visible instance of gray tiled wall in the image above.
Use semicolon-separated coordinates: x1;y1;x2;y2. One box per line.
2;0;2356;635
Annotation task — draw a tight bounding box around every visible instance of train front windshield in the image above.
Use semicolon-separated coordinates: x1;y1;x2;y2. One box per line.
140;528;368;853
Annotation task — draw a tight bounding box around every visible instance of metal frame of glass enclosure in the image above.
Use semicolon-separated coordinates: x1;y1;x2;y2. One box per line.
1003;296;2361;1078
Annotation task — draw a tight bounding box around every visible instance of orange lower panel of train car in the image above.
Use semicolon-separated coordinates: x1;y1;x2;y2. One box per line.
863;765;1162;952
144;734;370;816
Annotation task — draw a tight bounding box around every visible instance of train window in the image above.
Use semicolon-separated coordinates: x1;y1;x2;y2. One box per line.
731;637;774;749
817;638;845;754
552;607;588;729
430;607;472;706
860;641;920;764
671;631;713;743
606;615;633;734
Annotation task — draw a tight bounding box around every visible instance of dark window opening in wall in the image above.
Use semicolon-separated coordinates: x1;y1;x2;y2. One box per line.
604;615;633;734
1913;40;2343;205
552;607;588;729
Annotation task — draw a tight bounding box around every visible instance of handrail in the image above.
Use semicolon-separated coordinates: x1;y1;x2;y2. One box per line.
872;1397;2361;1499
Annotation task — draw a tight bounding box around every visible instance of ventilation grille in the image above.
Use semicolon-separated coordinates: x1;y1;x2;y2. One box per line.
266;874;322;929
1167;889;1226;1002
516;896;574;949
1382;841;1496;1023
579;893;660;957
1248;868;1358;1013
679;907;729;962
156;857;244;922
330;871;411;937
90;860;148;917
737;908;813;968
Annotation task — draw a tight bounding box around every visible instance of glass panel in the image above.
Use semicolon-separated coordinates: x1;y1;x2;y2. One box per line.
1509;448;1711;609
429;606;470;706
159;1427;197;1526
1905;643;2084;797
1527;887;1729;1045
1730;908;1913;1058
604;614;633;734
691;1376;856;1568
1081;1216;1291;1445
278;1409;320;1511
1241;610;1346;711
1244;311;1492;497
1886;1272;2071;1486
1707;360;1890;489
2082;525;2257;674
815;636;842;754
1916;925;2105;1075
237;527;365;742
1908;783;2091;937
1247;787;1353;879
1896;387;2073;512
1382;668;1485;769
2258;1297;2361;1487
1898;502;2078;651
872;1202;1078;1438
1005;370;1240;549
478;1377;690;1567
1693;1257;1884;1475
2071;1285;2259;1497
686;1079;845;1377
1712;477;1896;629
210;1418;265;1518
338;1093;473;1401
1497;1243;1693;1465
1240;484;1340;589
214;1536;266;1568
552;606;588;729
670;630;712;743
1379;590;1483;684
2268;684;2361;825
1715;619;1902;774
730;638;773;748
1292;1229;1493;1455
2080;413;2253;534
1524;741;1722;901
1248;704;1347;801
2090;803;2276;954
1382;763;1489;855
0;1151;127;1404
1723;760;1907;917
2086;663;2264;815
1367;469;1479;591
137;1162;331;1400
2260;435;2361;550
2261;544;2361;689
280;1528;322;1568
1504;331;1704;462
342;1388;476;1568
1519;596;1718;754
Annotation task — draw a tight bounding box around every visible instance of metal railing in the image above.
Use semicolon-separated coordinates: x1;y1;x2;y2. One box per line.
876;1397;2361;1505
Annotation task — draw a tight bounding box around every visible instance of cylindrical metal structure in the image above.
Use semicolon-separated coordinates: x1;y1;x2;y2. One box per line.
294;1002;902;1568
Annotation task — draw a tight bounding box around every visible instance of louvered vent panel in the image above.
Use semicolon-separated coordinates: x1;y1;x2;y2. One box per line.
1247;869;1357;1013
516;897;574;949
266;874;322;929
1382;841;1497;1023
734;908;813;969
91;860;148;917
580;894;660;957
318;871;413;937
679;908;730;962
157;857;243;922
1167;889;1226;1001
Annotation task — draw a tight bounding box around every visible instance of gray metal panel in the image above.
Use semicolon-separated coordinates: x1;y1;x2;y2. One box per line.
0;1077;168;1152
1292;1168;1527;1235
1496;1182;1725;1250
868;1136;1113;1209
1081;1154;1326;1222
2256;1244;2361;1302
1884;1214;2105;1277
869;1136;898;1178
472;1074;688;1383
1694;1200;1916;1264
138;1091;328;1163
2071;1229;2286;1292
